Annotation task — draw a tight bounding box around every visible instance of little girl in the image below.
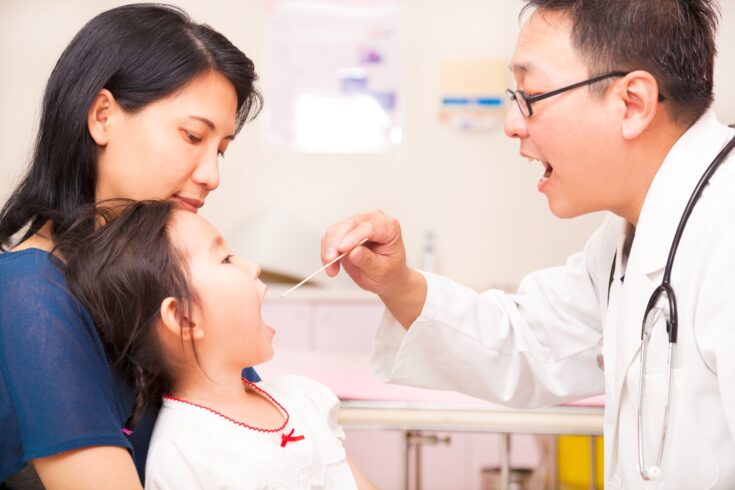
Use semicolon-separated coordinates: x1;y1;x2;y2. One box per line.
56;200;373;489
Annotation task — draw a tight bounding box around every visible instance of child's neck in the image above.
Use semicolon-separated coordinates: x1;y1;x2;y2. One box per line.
171;364;250;405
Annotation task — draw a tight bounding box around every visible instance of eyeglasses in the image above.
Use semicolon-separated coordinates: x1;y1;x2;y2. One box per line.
506;71;665;118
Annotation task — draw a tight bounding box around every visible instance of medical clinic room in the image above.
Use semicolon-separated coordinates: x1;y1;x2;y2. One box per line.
2;0;735;489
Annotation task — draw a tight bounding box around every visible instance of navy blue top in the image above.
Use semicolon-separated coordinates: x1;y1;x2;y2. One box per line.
0;249;259;484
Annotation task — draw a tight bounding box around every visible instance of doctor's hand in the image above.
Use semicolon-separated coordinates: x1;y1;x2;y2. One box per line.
321;210;427;329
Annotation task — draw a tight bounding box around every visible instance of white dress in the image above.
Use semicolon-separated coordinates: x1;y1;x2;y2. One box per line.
144;375;358;490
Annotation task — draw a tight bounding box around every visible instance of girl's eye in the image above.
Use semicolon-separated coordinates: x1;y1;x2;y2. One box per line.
222;254;234;264
218;150;226;159
184;130;202;143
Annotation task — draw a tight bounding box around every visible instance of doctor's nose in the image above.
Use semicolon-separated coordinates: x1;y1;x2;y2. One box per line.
504;96;529;140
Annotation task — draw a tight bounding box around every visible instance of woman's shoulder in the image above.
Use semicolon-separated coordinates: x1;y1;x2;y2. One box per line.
0;248;96;336
0;248;77;304
0;248;63;283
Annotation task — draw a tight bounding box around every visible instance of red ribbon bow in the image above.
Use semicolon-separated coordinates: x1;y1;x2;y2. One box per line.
281;428;305;447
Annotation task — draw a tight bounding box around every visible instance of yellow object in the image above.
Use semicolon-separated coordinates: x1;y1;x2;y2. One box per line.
557;435;604;489
439;59;508;97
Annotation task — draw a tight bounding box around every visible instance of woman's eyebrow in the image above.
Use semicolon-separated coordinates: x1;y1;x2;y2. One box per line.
187;115;235;140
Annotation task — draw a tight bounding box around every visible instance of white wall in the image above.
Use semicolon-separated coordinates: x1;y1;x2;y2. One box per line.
1;0;734;291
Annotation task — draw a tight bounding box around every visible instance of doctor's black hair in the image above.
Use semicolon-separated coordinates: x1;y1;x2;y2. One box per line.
0;3;262;251
520;0;719;126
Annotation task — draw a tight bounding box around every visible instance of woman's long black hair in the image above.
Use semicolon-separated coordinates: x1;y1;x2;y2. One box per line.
0;3;261;250
56;200;191;431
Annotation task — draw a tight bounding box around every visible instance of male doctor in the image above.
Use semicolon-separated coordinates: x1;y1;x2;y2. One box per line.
321;0;735;487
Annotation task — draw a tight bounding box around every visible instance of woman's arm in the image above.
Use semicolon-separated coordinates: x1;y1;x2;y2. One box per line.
0;254;147;487
33;446;142;490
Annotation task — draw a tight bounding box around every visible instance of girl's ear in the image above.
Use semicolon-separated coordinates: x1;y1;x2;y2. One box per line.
160;297;205;341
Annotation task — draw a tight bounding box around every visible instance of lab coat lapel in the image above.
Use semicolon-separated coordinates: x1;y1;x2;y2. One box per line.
600;216;631;416
610;110;734;432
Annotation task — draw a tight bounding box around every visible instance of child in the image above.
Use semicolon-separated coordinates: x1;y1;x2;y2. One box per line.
56;200;374;489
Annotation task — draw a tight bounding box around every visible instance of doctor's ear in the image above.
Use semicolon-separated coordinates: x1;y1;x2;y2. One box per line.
87;88;118;146
616;70;662;140
159;297;205;341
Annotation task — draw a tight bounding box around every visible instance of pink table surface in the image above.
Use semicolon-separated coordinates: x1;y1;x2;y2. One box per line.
256;348;605;409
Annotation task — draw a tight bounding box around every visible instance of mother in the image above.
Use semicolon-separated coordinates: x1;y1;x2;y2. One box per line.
0;4;261;489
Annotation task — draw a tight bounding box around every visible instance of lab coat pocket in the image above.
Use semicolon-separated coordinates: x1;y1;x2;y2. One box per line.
635;368;719;489
666;374;719;488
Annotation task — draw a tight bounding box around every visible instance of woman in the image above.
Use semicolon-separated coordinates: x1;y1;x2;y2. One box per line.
0;4;261;489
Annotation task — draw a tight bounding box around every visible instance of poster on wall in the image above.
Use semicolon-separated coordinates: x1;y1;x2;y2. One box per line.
262;0;402;153
438;59;509;131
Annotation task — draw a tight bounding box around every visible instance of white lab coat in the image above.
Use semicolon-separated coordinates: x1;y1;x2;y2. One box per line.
372;110;735;489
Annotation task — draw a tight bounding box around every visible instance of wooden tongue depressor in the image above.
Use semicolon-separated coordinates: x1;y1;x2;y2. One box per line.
280;238;369;298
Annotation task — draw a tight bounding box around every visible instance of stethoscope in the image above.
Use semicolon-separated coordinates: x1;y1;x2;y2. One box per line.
619;129;735;481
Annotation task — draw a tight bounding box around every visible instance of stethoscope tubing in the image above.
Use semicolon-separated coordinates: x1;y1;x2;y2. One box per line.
661;132;735;286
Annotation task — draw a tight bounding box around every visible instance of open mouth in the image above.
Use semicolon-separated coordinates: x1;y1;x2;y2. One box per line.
531;159;553;179
543;161;553;178
530;159;554;192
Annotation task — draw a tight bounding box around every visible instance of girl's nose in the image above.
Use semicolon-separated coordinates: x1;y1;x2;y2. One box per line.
240;257;261;278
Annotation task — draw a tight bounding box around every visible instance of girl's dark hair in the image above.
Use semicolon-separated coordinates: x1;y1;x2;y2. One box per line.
0;3;262;251
521;0;719;126
56;200;190;431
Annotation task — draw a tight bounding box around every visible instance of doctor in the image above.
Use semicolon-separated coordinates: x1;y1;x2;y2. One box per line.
321;0;735;487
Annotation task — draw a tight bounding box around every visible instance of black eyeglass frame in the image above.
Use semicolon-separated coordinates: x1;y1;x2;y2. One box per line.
506;71;666;117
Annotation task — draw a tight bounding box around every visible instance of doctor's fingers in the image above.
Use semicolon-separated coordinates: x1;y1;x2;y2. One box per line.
336;214;406;279
341;245;403;294
321;216;360;277
321;210;402;276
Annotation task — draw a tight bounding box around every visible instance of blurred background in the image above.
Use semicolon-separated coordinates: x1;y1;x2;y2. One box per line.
2;2;734;489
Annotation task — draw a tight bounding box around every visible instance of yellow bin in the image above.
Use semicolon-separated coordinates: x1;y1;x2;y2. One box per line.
557;435;604;489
